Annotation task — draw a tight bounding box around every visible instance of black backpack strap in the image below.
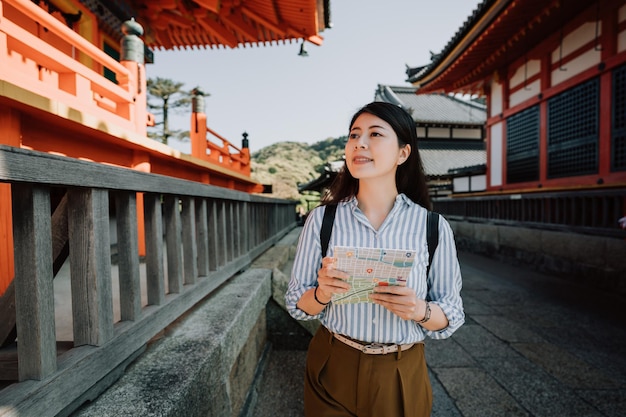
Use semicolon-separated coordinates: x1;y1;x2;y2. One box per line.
320;204;337;258
426;211;440;277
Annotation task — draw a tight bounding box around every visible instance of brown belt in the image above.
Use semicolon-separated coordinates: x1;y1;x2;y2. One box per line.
333;332;417;355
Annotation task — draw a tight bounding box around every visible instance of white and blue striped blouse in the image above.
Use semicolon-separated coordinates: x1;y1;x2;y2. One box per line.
285;194;464;344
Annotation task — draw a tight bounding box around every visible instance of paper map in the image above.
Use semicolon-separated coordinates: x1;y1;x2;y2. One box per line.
331;246;416;305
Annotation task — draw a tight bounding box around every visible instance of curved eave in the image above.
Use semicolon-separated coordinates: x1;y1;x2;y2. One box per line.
131;0;330;50
410;0;594;95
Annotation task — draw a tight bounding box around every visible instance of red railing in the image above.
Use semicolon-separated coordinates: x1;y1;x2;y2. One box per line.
0;0;254;182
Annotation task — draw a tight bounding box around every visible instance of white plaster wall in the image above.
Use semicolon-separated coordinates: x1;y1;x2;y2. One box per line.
510;79;541;107
429;127;450;138
471;174;487;191
417;127;427;138
552;22;598;60
453;177;469;192
489;122;503;187
490;81;503;117
552;48;601;85
510;59;540;90
452;128;482;139
551;21;601;85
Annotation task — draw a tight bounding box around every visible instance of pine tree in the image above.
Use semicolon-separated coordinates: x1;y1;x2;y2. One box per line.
146;77;192;144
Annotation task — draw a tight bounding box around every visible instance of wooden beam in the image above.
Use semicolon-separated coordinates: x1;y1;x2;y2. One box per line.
221;11;259;41
193;0;220;14
197;16;239;48
241;6;288;37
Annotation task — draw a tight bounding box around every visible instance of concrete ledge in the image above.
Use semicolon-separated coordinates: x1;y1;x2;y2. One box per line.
449;220;626;295
252;227;320;337
73;269;272;417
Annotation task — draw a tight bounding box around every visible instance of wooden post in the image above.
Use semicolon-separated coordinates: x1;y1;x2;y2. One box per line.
240;132;251;176
115;192;141;321
190;88;208;160
67;189;114;346
144;193;165;305
12;185;57;381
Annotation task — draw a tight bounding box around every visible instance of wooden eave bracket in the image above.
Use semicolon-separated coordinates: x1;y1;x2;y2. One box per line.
193;0;221;14
196;15;239;48
240;6;288;37
221;12;260;42
306;34;324;46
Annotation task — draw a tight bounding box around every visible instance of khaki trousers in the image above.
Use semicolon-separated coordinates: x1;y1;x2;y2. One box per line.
304;326;432;417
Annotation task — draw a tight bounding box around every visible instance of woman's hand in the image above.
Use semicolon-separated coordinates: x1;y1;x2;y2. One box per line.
370;285;424;321
316;257;351;303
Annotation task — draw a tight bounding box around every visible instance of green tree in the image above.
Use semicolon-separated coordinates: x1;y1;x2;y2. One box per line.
146;77;192;144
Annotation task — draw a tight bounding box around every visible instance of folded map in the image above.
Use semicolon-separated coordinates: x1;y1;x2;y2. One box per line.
331;246;416;305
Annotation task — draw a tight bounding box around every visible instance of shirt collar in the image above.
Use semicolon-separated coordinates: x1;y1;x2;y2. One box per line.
343;193;412;210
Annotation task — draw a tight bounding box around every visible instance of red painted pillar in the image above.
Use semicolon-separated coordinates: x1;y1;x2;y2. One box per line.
0;105;21;295
190;88;208;160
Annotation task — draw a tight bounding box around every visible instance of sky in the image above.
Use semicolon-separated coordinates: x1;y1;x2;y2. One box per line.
147;0;482;154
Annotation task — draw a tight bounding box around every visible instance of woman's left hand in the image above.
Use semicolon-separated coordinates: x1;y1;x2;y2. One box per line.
370;285;421;321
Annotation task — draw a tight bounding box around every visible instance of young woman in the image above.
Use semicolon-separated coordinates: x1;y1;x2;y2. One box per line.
286;102;464;417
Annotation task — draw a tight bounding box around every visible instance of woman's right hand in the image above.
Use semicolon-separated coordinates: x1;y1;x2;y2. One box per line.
316;257;351;302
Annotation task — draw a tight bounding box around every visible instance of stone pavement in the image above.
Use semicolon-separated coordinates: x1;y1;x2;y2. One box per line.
252;251;626;417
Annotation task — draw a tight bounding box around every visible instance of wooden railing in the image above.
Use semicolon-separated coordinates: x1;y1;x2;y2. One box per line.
433;189;626;238
0;145;296;416
205;127;251;174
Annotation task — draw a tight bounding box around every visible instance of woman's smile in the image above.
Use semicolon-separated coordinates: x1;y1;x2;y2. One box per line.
352;156;373;164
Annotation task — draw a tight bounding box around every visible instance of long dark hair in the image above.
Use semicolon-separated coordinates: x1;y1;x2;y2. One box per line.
322;102;431;209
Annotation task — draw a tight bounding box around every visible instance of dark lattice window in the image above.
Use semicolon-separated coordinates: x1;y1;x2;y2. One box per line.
506;105;539;183
613;64;626;171
547;78;599;178
103;41;119;84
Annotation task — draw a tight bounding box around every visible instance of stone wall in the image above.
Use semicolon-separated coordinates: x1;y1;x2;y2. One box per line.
449;220;626;295
73;268;272;417
72;229;305;417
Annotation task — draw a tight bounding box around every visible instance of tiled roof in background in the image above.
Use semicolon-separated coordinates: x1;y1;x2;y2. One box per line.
418;141;486;177
375;85;486;125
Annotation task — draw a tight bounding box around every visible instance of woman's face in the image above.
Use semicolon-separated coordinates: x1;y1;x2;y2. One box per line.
345;112;410;182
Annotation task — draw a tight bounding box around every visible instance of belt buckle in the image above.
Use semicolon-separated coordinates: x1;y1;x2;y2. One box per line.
362;342;385;354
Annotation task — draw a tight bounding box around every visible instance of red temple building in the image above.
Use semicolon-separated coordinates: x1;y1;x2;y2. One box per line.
405;0;626;293
408;0;626;196
0;0;331;297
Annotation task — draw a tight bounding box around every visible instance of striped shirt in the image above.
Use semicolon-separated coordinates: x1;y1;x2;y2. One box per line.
285;194;464;344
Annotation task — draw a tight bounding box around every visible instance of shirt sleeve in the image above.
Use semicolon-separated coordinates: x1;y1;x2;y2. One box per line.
424;216;465;339
285;207;326;321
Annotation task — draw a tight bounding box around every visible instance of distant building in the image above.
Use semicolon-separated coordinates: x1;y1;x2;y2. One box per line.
375;85;487;195
298;85;487;197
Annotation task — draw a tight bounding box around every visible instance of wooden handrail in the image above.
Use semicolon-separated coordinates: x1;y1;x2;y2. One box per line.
433;189;626;238
0;145;295;415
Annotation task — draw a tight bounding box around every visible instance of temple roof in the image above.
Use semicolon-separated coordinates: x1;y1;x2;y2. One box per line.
374;85;486;126
419;140;486;177
406;0;594;94
123;0;331;49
